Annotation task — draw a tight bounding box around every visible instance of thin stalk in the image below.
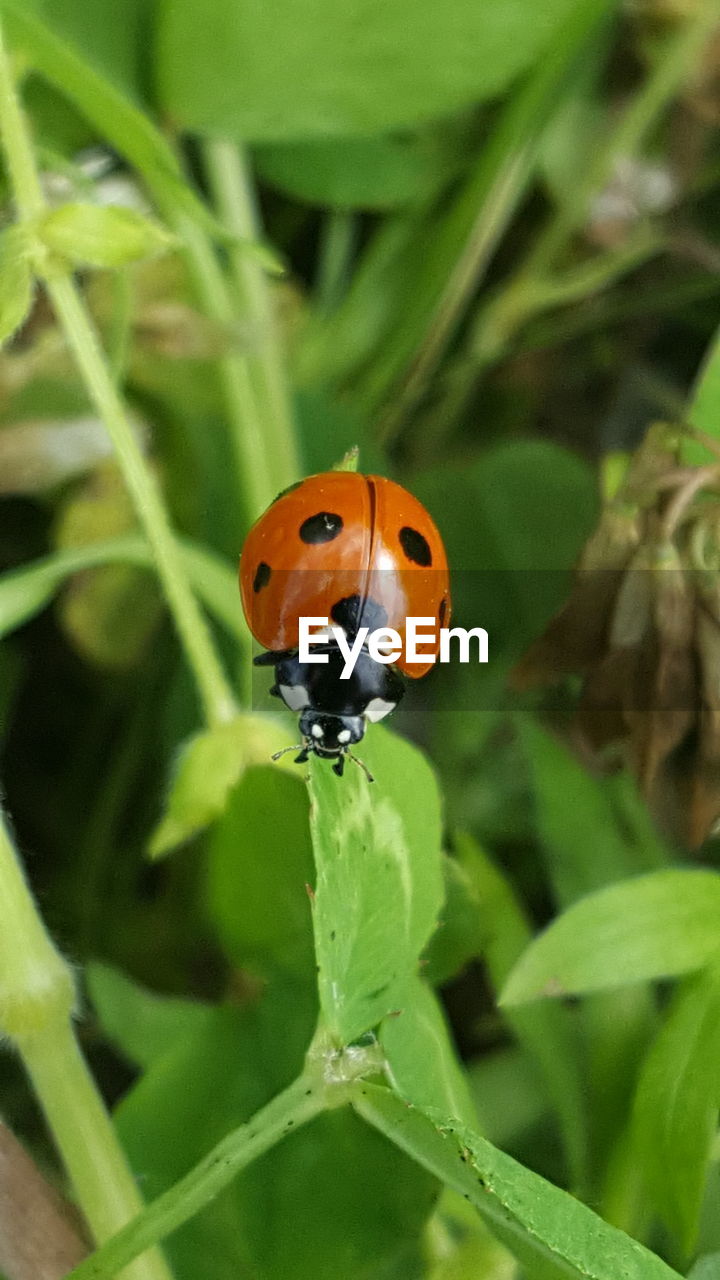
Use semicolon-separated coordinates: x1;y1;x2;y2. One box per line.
315;209;356;314
66;1073;327;1280
203;139;300;490
0;808;173;1280
172;210;278;525
0;20;236;729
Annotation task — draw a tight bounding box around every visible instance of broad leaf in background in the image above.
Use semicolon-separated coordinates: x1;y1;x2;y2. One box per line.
518;719;667;906
413;440;597;662
421;854;486;987
157;0;596;142
309;725;444;1045
20;0;152;101
632;965;720;1255
455;832;589;1190
380;976;477;1127
255;128;463;211
690;1256;720;1280
206;767;315;979
501;869;720;1006
686;322;720;464
517;721;663;1174
354;1083;682;1280
87;961;215;1071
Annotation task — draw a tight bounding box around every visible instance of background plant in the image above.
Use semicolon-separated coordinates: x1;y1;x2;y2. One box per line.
2;0;720;1277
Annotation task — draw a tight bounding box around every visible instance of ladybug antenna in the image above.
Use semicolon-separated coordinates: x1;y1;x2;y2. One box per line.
271;743;304;761
347;751;375;783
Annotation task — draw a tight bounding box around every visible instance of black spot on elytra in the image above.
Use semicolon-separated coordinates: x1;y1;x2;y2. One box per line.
399;526;432;566
299;511;343;544
331;594;388;637
253;562;272;593
439;596;448;626
272;479;304;503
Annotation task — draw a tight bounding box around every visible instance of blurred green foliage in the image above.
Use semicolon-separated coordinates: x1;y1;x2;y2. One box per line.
3;0;720;1276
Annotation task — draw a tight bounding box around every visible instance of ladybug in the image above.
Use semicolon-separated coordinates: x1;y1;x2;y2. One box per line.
239;471;451;778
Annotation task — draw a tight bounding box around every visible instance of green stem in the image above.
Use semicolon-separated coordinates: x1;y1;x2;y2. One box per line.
0;809;173;1280
315;209;356;314
203;139;300;490
66;1073;327;1280
0;19;237;729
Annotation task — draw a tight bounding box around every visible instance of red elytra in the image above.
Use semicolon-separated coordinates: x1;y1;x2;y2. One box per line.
239;472;451;677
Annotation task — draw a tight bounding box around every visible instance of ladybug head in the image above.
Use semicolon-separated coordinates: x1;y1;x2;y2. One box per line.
271;710;373;779
299;708;365;759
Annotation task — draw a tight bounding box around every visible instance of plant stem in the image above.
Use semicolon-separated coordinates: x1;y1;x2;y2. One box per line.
0;808;173;1280
315;208;356;314
203;139;300;490
0;20;237;729
66;1073;327;1280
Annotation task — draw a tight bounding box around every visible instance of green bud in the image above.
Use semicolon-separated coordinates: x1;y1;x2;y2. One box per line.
37;202;177;269
149;714;300;859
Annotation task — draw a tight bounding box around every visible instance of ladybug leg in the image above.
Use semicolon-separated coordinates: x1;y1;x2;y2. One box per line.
269;684;281;697
253;649;294;668
294;747;310;765
332;754;346;778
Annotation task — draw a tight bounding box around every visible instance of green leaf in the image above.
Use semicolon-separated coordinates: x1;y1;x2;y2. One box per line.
149;717;300;858
156;0;600;142
38;202;176;267
206;766;315;977
0;225;33;346
354;1083;682;1280
690;1255;720;1280
518;719;667;907
86;962;214;1071
380;976;477;1128
421;855;486;987
632;966;720;1254
687;323;720;463
500;869;720;1006
309;725;444;1044
412;442;597;658
455;832;589;1189
21;0;152;102
255;129;460;210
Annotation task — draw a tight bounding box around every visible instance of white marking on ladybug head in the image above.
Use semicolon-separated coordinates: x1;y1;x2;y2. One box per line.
279;684;310;712
364;697;396;723
337;729;351;744
311;722;324;739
